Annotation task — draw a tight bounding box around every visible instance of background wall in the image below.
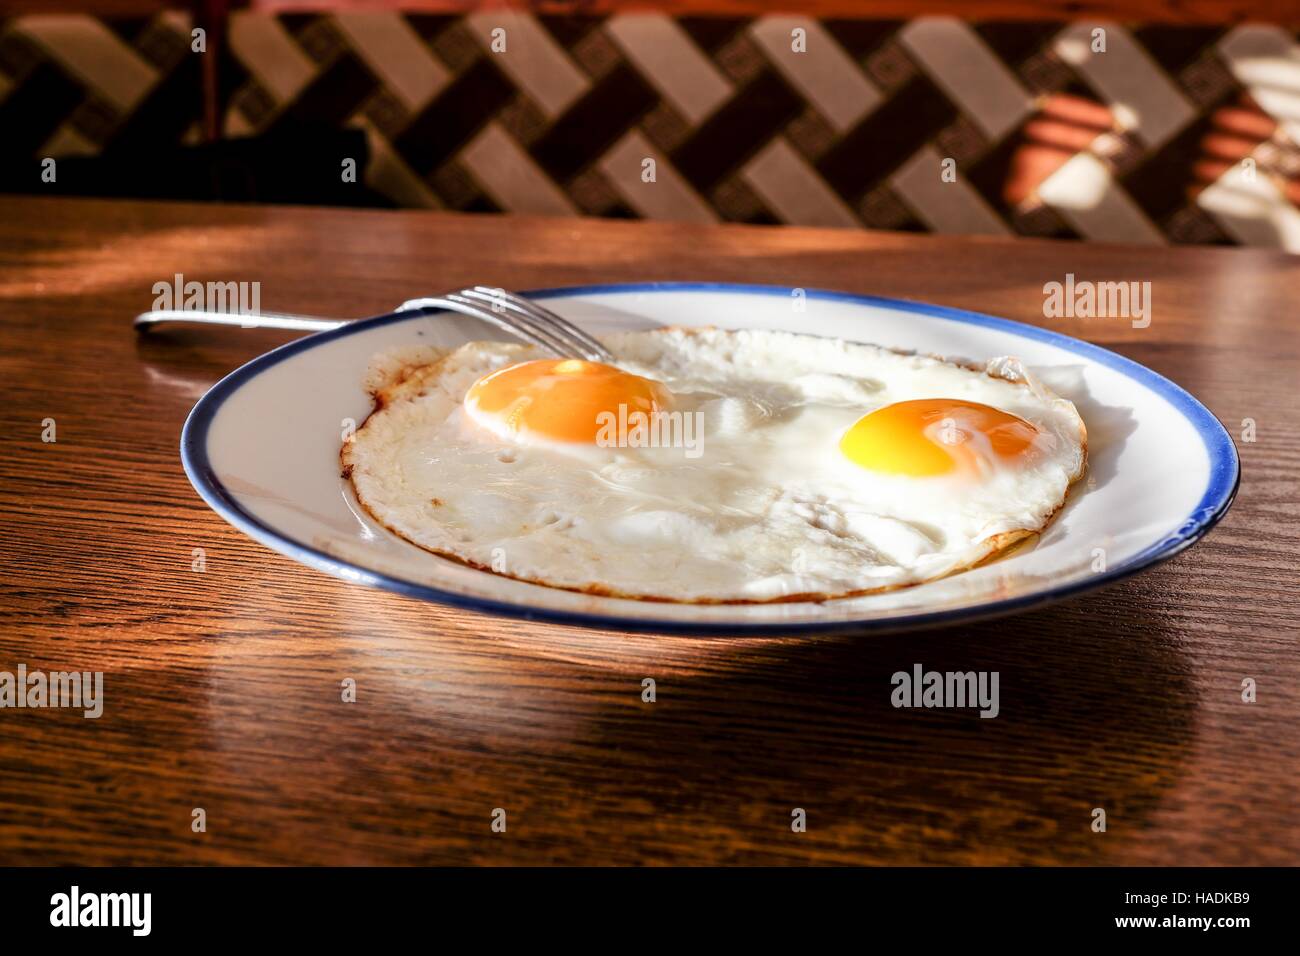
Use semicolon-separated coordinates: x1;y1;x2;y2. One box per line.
3;11;1299;249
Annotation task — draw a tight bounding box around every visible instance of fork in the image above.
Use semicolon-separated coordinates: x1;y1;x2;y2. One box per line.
133;286;615;363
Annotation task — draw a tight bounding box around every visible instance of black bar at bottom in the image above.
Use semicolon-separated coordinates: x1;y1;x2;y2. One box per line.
0;866;1288;941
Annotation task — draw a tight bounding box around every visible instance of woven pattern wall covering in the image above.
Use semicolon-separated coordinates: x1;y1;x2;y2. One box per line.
2;12;1299;249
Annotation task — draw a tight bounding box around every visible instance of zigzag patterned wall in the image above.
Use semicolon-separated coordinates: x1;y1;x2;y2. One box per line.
3;12;1299;249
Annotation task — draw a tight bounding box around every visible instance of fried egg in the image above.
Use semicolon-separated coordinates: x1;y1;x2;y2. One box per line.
342;328;1087;603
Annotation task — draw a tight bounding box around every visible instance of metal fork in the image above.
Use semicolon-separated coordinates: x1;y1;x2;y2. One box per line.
133;286;614;363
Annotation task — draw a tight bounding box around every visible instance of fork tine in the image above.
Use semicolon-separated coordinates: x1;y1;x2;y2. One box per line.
445;293;579;358
482;287;615;362
455;289;588;359
469;286;615;363
398;296;574;357
460;288;600;361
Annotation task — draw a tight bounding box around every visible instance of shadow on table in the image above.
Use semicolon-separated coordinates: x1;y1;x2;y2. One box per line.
482;593;1195;865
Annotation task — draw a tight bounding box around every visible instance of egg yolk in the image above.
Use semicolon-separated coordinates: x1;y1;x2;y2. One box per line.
840;399;1041;477
464;359;671;444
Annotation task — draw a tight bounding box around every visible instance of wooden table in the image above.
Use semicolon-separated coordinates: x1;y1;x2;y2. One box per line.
0;195;1296;865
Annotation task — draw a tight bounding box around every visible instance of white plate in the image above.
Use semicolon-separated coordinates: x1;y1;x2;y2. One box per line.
182;283;1238;634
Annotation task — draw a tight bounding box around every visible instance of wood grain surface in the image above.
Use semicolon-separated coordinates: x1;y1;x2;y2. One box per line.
0;196;1296;866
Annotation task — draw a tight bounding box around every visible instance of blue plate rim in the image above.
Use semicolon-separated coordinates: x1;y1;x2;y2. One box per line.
180;281;1240;636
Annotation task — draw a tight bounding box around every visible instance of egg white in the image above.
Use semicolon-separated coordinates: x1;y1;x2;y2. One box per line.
342;327;1087;603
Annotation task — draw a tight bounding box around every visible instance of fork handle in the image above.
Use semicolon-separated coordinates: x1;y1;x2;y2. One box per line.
133;309;347;333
